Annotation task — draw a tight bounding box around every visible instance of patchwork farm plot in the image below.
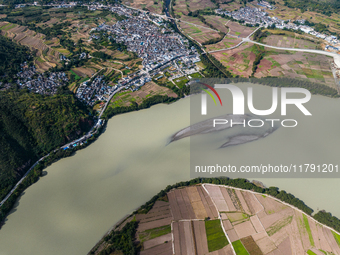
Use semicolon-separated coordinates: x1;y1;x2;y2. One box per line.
212;40;336;88
227;21;256;38
263;35;320;50
172;0;190;17
124;0;163;14
108;81;177;108
212;42;256;77
185;0;217;12
91;183;340;255
203;15;230;34
179;21;222;45
255;51;335;88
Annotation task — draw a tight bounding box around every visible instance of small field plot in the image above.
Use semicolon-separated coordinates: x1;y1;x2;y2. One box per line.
212;42;256;77
227;212;249;223
227;21;255;38
241;236;262;255
232;240;250;255
263;34;320;49
220;1;243;11
138;225;171;242
255;50;336;88
109;82;176;108
203;15;230;33
205;36;242;51
179;18;222;45
186;0;217;12
205;219;229;252
172;0;189;16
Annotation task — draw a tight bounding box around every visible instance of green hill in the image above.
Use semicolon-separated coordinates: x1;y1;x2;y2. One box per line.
0;89;93;201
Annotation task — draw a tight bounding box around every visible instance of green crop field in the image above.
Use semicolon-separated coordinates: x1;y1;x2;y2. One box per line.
139;225;171;242
232;240;249;255
332;231;340;247
205;220;229;252
307;250;317;255
303;215;315;246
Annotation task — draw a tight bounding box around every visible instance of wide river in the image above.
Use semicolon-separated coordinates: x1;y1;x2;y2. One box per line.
0;83;339;254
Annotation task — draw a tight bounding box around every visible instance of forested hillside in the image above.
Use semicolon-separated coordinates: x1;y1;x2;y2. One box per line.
0;34;32;83
0;89;93;201
283;0;340;16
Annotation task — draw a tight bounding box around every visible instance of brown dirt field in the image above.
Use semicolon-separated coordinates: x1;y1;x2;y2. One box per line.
137;210;172;223
221;213;228;220
227;21;255;38
181;221;195;254
197;186;219;219
234;220;257;239
203;15;230;34
138;218;173;232
222;244;235;255
10;25;26;34
205;185;229;212
143;233;172;250
263;34;319;49
323;228;340;254
140;242;172;255
265;249;282;255
236;190;251;215
13;32;26;42
191;201;208;219
181;188;197;219
255;194;288;216
205;36;242;51
187;187;208;219
252;232;268;242
315;223;333;252
295;211;313;249
268;220;290;247
186;186;201;202
308;218;321;249
276;237;292;255
220;188;237;212
193;220;209;255
205;185;224;200
241;236;263;255
243;192;264;214
250;215;265;233
173;221;181;255
286;215;305;254
174;189;191;219
223;220;233;231
214;200;229;212
168;191;182;221
186;0;216;12
74;67;94;77
260;207;294;229
255;236;277;254
136;201;172;223
226;229;239;243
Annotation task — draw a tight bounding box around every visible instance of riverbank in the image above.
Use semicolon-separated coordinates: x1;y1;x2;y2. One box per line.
89;178;340;255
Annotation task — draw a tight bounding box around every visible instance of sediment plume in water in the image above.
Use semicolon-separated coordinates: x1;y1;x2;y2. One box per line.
171;114;278;148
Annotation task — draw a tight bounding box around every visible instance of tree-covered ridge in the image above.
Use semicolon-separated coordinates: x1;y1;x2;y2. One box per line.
0;89;93;201
283;0;340;16
0;34;32;83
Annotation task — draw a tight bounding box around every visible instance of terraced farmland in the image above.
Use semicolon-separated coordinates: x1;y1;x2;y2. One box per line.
90;183;340;255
